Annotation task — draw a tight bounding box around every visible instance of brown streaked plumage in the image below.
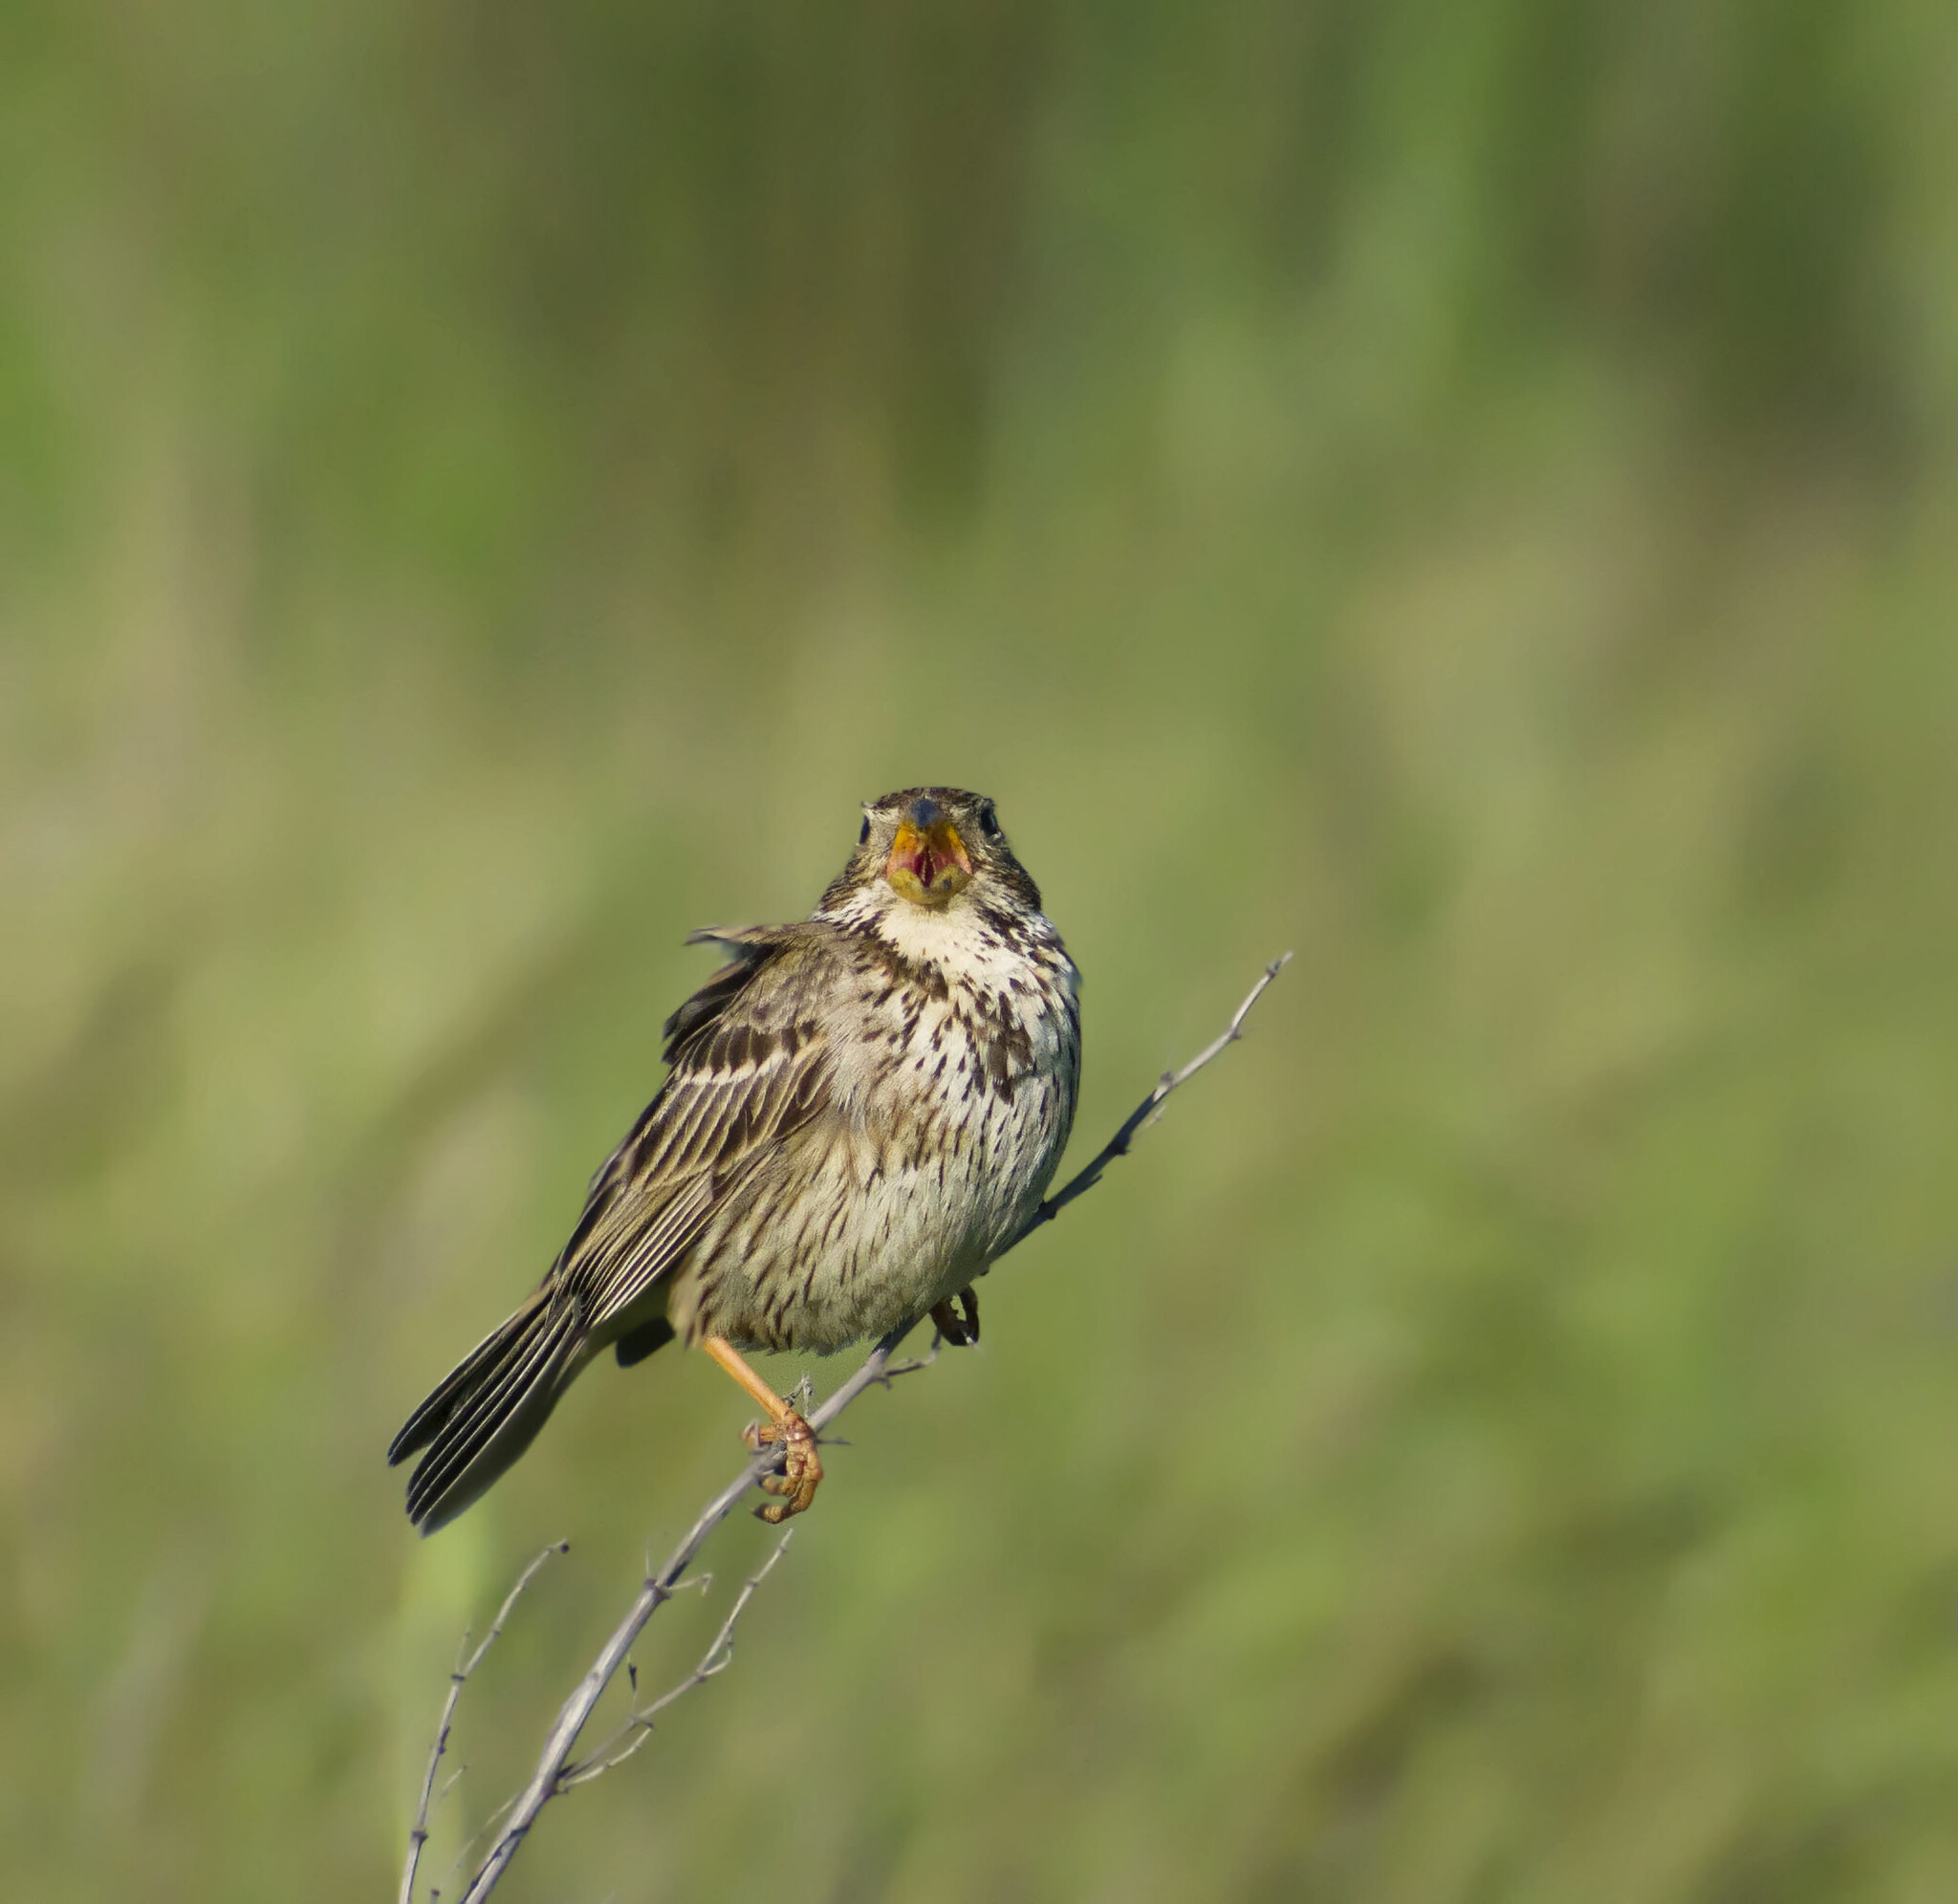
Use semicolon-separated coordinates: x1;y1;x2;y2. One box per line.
389;788;1080;1530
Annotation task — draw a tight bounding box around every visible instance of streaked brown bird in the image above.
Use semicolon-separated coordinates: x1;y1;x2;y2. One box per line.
389;788;1082;1530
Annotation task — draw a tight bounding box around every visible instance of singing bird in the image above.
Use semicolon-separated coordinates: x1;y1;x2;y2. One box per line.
389;789;1082;1530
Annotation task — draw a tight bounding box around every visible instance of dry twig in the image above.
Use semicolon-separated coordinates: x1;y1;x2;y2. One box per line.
399;1543;566;1904
558;1528;795;1785
1011;951;1292;1244
413;954;1288;1904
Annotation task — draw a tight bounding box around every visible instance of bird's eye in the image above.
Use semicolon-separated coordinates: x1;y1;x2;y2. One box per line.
859;816;871;845
978;804;1001;839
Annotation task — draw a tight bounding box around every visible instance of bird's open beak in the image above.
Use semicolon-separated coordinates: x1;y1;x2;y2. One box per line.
887;811;972;908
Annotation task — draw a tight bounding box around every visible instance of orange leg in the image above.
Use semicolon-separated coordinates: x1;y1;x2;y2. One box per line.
701;1335;823;1523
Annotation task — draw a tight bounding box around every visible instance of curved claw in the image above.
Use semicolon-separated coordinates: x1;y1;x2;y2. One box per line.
741;1411;823;1522
929;1287;980;1347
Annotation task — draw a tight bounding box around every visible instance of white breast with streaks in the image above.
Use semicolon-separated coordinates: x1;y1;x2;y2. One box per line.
673;898;1080;1352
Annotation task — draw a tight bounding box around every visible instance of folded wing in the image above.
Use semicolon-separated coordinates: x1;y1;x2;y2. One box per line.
555;927;834;1332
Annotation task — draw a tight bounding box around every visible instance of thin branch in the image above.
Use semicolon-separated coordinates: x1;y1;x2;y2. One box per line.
400;1542;566;1904
429;953;1288;1904
1007;951;1293;1246
446;1327;930;1904
559;1529;795;1786
433;1790;522;1903
858;1328;944;1387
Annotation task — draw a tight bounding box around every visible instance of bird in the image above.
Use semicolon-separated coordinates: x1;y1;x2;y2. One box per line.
388;787;1082;1531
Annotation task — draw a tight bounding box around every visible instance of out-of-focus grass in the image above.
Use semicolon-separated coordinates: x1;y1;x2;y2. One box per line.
6;3;1958;1898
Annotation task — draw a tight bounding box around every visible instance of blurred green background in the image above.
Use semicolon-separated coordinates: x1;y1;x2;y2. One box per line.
6;2;1958;1898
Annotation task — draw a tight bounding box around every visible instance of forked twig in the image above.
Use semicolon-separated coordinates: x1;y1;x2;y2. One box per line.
559;1529;795;1785
420;956;1288;1904
399;1542;566;1904
432;1328;940;1904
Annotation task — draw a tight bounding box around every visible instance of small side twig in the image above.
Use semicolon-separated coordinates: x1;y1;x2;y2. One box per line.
559;1529;795;1786
399;1542;566;1904
426;954;1288;1904
446;1324;927;1904
867;1330;946;1385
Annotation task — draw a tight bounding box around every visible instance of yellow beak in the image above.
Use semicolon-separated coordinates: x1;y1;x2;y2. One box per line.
886;815;972;908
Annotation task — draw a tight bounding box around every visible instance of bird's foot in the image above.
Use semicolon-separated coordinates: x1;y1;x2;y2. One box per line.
742;1409;823;1523
930;1287;981;1347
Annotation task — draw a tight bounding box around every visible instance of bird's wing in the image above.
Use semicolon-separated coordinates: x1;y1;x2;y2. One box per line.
551;928;834;1331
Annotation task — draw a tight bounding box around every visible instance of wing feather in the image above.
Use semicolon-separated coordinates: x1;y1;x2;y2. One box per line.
548;928;834;1331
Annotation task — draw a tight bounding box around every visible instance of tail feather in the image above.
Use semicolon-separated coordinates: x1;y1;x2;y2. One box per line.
391;1297;586;1533
388;1302;540;1466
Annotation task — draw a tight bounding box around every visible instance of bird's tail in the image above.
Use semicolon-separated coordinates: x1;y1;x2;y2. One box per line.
388;1295;587;1533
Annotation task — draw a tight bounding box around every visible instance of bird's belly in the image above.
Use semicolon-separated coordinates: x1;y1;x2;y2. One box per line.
676;1066;1068;1354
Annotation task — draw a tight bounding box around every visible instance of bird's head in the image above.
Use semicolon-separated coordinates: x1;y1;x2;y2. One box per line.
823;787;1043;923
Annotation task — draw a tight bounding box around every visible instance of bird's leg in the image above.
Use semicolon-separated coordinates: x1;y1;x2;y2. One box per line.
701;1335;823;1523
929;1286;981;1347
